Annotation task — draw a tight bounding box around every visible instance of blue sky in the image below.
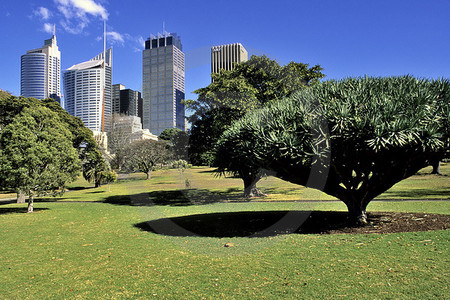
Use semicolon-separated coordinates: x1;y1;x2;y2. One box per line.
1;0;449;103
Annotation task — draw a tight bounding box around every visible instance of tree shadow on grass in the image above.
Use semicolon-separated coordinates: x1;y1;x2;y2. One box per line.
0;207;49;215
104;189;245;207
68;186;94;191
134;211;355;237
381;188;450;199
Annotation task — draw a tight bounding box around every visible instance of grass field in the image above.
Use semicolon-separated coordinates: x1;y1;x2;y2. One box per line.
0;163;448;299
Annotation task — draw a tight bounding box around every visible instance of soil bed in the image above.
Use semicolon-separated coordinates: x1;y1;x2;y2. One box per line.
327;211;450;234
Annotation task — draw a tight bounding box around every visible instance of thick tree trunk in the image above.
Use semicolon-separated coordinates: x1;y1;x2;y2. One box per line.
146;170;152;180
242;176;266;198
17;191;25;203
27;195;34;213
431;160;441;175
345;200;368;226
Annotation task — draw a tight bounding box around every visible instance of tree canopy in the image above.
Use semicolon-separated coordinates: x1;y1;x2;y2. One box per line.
122;139;172;179
0;106;80;212
187;55;325;167
0;96;110;188
215;76;450;224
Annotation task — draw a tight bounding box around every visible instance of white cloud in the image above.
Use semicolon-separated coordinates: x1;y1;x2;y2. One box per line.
107;31;124;45
55;0;108;20
43;23;54;34
138;36;145;48
35;7;51;20
54;0;108;34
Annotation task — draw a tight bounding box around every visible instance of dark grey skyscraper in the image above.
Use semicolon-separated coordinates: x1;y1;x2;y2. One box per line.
112;84;143;123
142;32;185;135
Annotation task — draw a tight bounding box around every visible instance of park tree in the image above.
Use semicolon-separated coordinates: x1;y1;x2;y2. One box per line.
0;106;80;212
187;55;325;164
160;128;189;161
187;55;325;195
0;96;110;189
123;139;172;179
216;76;450;224
159;128;183;141
0;89;11;101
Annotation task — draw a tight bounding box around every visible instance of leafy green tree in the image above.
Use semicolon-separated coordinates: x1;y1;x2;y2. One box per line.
0;89;11;101
123;139;172;179
0;106;80;212
187;55;325;195
159;128;189;161
216;76;450;224
159;128;183;141
0;96;109;189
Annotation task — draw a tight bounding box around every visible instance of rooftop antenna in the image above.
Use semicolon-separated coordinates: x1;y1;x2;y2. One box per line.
53;24;56;36
103;20;106;58
163;21;166;34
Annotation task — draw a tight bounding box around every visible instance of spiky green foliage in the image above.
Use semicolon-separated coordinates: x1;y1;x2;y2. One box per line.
216;76;450;223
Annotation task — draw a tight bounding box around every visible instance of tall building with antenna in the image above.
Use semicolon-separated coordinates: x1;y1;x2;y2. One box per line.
63;48;112;133
63;22;112;134
142;30;185;135
21;26;61;102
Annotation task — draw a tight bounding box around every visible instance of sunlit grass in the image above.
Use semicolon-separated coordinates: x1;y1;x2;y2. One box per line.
0;163;448;298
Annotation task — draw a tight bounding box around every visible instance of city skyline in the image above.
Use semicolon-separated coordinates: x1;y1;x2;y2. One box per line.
1;0;449;106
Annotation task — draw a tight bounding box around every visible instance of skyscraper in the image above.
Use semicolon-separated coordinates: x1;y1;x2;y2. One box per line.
211;43;248;78
21;32;61;102
63;48;112;133
112;84;143;121
142;31;185;135
112;83;125;114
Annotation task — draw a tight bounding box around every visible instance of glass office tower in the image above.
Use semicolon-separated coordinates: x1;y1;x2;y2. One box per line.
21;34;61;102
142;32;185;135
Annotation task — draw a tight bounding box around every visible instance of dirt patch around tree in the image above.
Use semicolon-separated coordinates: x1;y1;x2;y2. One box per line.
325;212;450;235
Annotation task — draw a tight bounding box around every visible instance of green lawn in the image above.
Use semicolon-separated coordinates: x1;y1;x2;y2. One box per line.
0;164;449;299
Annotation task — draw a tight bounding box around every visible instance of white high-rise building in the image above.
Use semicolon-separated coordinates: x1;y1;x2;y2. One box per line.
211;43;248;79
142;32;185;135
63;48;112;133
21;32;61;102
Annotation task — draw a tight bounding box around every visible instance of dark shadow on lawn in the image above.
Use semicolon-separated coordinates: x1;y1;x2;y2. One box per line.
68;186;94;191
382;188;450;199
135;211;358;237
196;169;217;174
0;207;49;215
104;189;245;207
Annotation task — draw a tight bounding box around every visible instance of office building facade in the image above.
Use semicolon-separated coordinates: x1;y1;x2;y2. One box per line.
112;84;143;121
112;84;125;114
21;34;61;102
142;32;185;135
63;48;112;133
211;43;248;78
